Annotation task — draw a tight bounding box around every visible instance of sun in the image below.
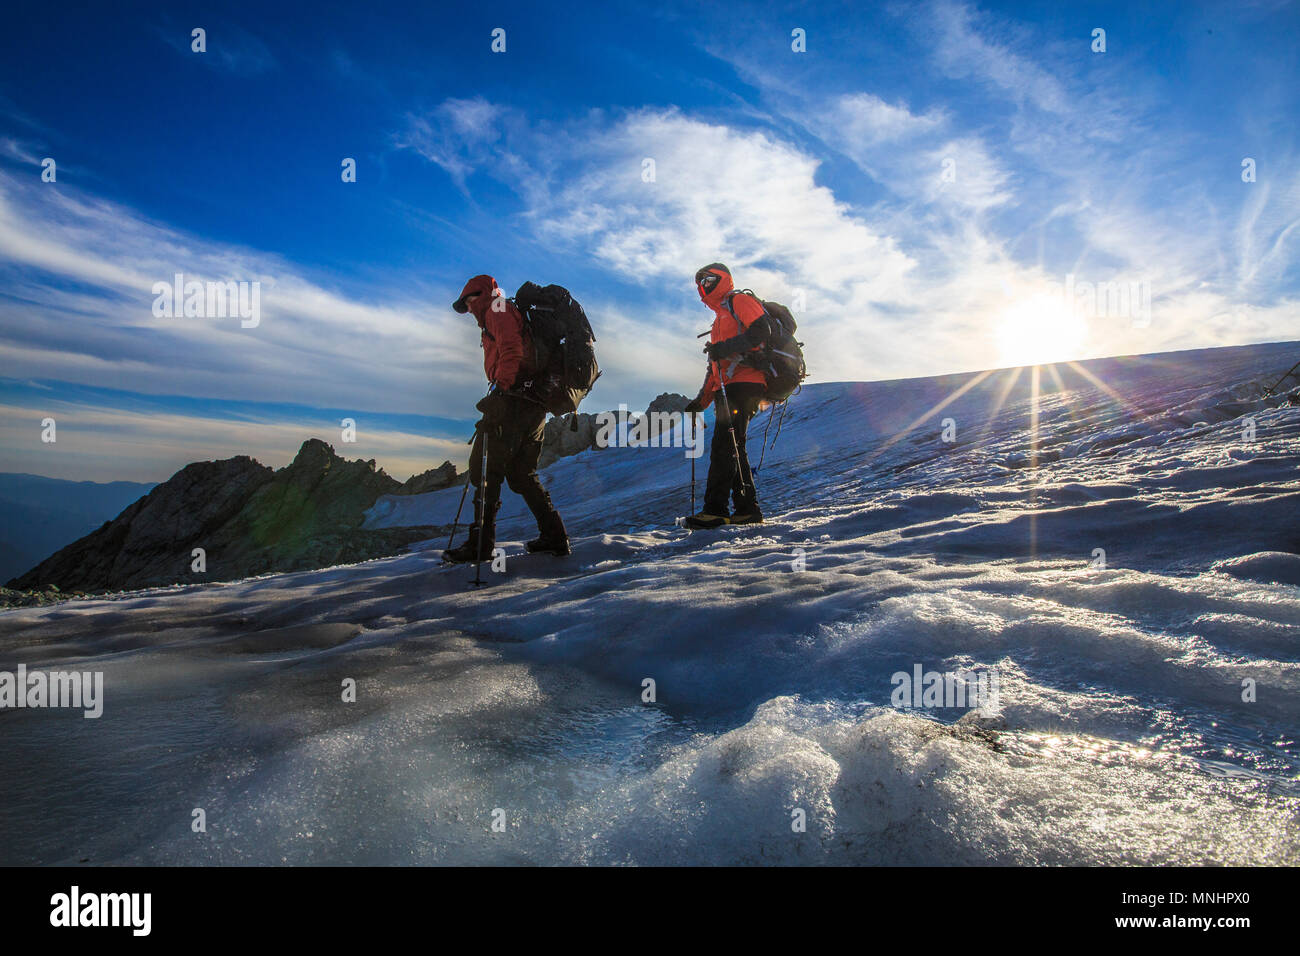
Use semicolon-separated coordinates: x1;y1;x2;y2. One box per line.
996;293;1088;368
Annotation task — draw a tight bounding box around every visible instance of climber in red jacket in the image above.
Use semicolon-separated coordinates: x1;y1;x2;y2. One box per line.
445;274;569;562
682;263;774;529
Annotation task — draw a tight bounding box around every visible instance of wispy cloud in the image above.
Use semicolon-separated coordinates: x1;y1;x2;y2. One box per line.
0;170;482;415
0;137;43;166
0;400;465;483
154;19;276;76
923;0;1075;116
394;97;508;191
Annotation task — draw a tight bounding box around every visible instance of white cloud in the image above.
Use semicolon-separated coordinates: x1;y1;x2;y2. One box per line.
924;0;1073;116
921;138;1013;211
0;138;44;166
535;110;918;295
532;109;933;382
831;93;946;151
395;97;507;189
0;401;466;484
0;171;483;418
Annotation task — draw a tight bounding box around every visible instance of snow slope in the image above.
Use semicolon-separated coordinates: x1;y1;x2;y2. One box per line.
1;341;1298;865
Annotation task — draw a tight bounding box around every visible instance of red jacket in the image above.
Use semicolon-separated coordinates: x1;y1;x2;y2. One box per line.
455;274;531;390
696;269;768;409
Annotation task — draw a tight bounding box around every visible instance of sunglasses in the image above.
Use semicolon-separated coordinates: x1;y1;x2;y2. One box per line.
697;273;721;293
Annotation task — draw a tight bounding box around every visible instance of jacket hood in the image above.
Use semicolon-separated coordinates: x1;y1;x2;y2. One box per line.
696;264;734;310
453;274;501;323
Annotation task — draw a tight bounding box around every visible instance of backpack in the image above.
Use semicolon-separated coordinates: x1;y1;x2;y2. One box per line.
513;282;601;416
725;290;807;402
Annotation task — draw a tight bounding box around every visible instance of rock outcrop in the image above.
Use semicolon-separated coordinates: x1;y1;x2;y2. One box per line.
646;391;690;421
398;460;460;495
8;440;446;595
537;393;690;469
538;413;602;469
0;585;93;610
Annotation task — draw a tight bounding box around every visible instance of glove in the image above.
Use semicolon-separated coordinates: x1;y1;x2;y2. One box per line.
683;397;704;415
475;390;510;420
704;335;747;362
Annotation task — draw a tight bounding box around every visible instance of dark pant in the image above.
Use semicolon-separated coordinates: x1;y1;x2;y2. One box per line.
703;382;764;515
468;395;557;540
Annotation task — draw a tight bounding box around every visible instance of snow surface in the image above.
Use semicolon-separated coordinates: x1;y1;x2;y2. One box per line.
2;341;1298;865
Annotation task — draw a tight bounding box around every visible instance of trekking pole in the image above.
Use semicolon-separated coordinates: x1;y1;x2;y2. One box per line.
767;399;791;458
754;403;775;475
446;469;473;551
1264;358;1300;396
446;420;483;552
471;428;489;588
444;421;480;548
711;360;757;503
689;411;697;514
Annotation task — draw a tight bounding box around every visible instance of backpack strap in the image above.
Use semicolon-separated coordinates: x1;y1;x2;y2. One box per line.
723;290;774;345
504;297;530;334
723;289;762;322
506;298;541;383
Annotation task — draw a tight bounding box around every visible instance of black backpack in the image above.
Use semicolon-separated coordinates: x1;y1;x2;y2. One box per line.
513;282;601;415
725;290;807;402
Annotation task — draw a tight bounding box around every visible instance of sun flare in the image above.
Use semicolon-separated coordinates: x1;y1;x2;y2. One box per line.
996;294;1088;368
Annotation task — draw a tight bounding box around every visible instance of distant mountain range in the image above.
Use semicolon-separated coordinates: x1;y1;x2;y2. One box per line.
0;473;157;584
2;396;690;601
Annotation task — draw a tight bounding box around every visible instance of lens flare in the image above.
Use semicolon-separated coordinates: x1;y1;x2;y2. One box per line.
997;294;1088;368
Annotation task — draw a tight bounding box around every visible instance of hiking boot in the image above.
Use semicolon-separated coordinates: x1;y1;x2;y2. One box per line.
526;511;570;556
444;523;494;563
526;533;570;555
684;511;729;529
728;509;764;525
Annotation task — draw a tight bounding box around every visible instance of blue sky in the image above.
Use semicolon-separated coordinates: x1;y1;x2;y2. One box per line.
1;0;1297;481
